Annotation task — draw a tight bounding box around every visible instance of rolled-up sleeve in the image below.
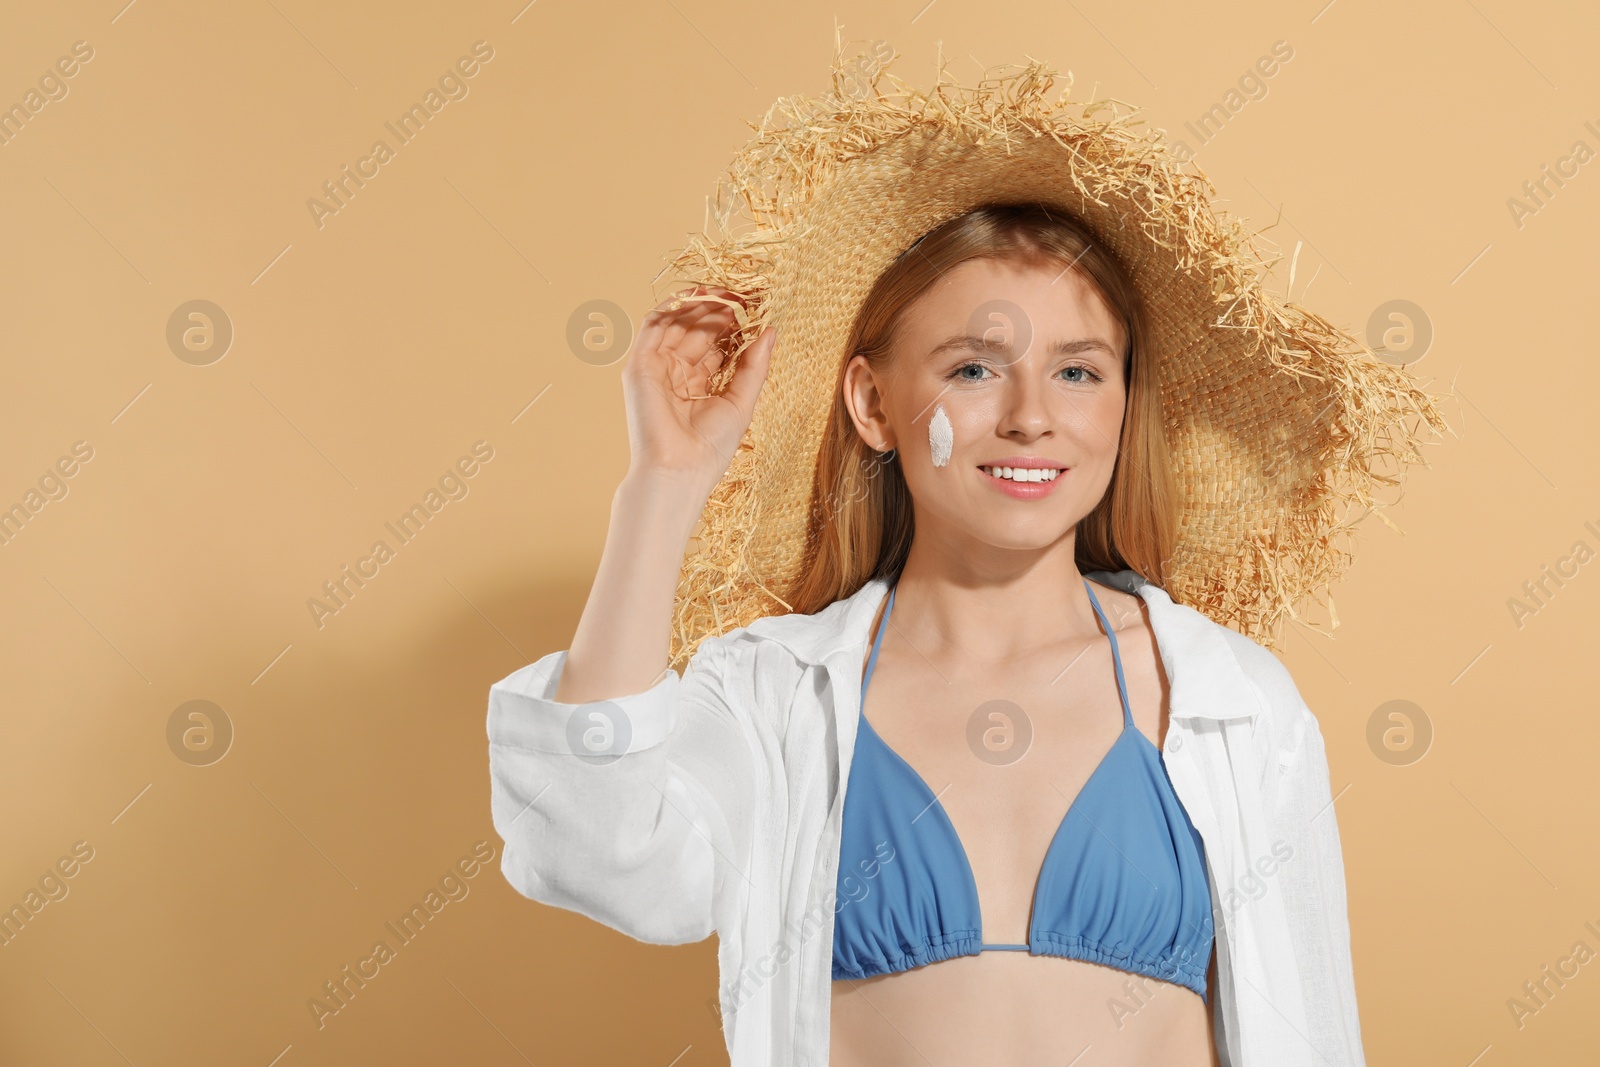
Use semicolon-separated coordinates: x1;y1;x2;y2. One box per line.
486;635;756;946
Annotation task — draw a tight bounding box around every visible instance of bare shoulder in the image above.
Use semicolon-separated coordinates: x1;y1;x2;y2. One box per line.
1086;580;1160;655
1092;575;1313;738
1085;580;1170;736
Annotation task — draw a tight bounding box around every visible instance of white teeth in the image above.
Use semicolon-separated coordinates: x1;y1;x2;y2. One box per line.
983;466;1061;482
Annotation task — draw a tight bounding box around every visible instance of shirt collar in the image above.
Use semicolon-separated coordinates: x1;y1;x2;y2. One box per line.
742;568;1260;722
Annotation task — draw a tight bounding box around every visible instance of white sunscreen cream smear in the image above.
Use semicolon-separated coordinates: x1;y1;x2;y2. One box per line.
929;404;953;467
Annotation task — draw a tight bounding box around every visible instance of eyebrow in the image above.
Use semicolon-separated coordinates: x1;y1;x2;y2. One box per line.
928;334;1118;358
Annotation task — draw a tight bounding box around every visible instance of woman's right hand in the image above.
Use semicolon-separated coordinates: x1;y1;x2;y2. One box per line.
557;287;772;705
620;285;775;491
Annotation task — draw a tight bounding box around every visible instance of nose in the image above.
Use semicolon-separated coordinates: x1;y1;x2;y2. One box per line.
996;370;1053;441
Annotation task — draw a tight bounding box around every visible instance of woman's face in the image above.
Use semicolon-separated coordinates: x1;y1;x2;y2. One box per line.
844;255;1129;555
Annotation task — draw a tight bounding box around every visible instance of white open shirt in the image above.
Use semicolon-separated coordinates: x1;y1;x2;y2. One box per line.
485;568;1366;1065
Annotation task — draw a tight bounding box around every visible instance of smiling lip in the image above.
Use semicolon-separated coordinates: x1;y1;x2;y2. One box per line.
978;457;1069;499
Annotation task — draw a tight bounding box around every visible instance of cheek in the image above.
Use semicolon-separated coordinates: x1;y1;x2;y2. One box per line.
1096;395;1129;450
930;398;996;455
1053;386;1126;443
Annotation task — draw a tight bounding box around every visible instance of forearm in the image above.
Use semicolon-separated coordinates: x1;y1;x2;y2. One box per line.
555;468;713;704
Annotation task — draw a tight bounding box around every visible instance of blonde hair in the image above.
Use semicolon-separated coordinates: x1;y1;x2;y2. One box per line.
787;202;1178;614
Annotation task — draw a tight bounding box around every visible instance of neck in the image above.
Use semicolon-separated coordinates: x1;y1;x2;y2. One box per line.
884;531;1112;666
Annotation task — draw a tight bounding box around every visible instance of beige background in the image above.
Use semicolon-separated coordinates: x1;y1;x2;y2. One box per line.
1;0;1596;1063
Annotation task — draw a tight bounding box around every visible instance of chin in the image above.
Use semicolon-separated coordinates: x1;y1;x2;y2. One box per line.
960;520;1077;553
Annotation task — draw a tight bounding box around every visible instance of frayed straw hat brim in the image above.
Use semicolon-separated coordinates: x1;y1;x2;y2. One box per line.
658;36;1449;669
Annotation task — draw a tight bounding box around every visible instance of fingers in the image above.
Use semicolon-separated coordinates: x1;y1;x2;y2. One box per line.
633;286;756;393
636;285;740;354
719;325;776;419
640;287;732;355
663;312;742;401
631;307;728;395
648;286;746;354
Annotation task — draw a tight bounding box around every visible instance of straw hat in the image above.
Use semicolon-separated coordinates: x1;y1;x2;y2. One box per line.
657;35;1448;669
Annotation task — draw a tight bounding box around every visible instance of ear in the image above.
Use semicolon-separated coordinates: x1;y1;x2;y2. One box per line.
841;355;895;452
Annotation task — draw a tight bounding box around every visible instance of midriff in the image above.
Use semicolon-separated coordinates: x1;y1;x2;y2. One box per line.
830;950;1219;1066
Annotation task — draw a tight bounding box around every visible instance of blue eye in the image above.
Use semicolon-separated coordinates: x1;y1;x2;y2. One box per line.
945;361;1105;384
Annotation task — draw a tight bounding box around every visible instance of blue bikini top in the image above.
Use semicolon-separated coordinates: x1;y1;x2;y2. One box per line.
831;578;1215;1000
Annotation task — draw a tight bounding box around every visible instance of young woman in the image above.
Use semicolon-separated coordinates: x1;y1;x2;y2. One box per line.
489;205;1363;1065
816;204;1219;1065
486;48;1438;1067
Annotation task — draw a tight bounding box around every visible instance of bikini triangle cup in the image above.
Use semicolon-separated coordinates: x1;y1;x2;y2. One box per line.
830;577;1216;1001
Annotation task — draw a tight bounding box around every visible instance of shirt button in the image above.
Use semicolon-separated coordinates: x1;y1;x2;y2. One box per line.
1167;733;1183;752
